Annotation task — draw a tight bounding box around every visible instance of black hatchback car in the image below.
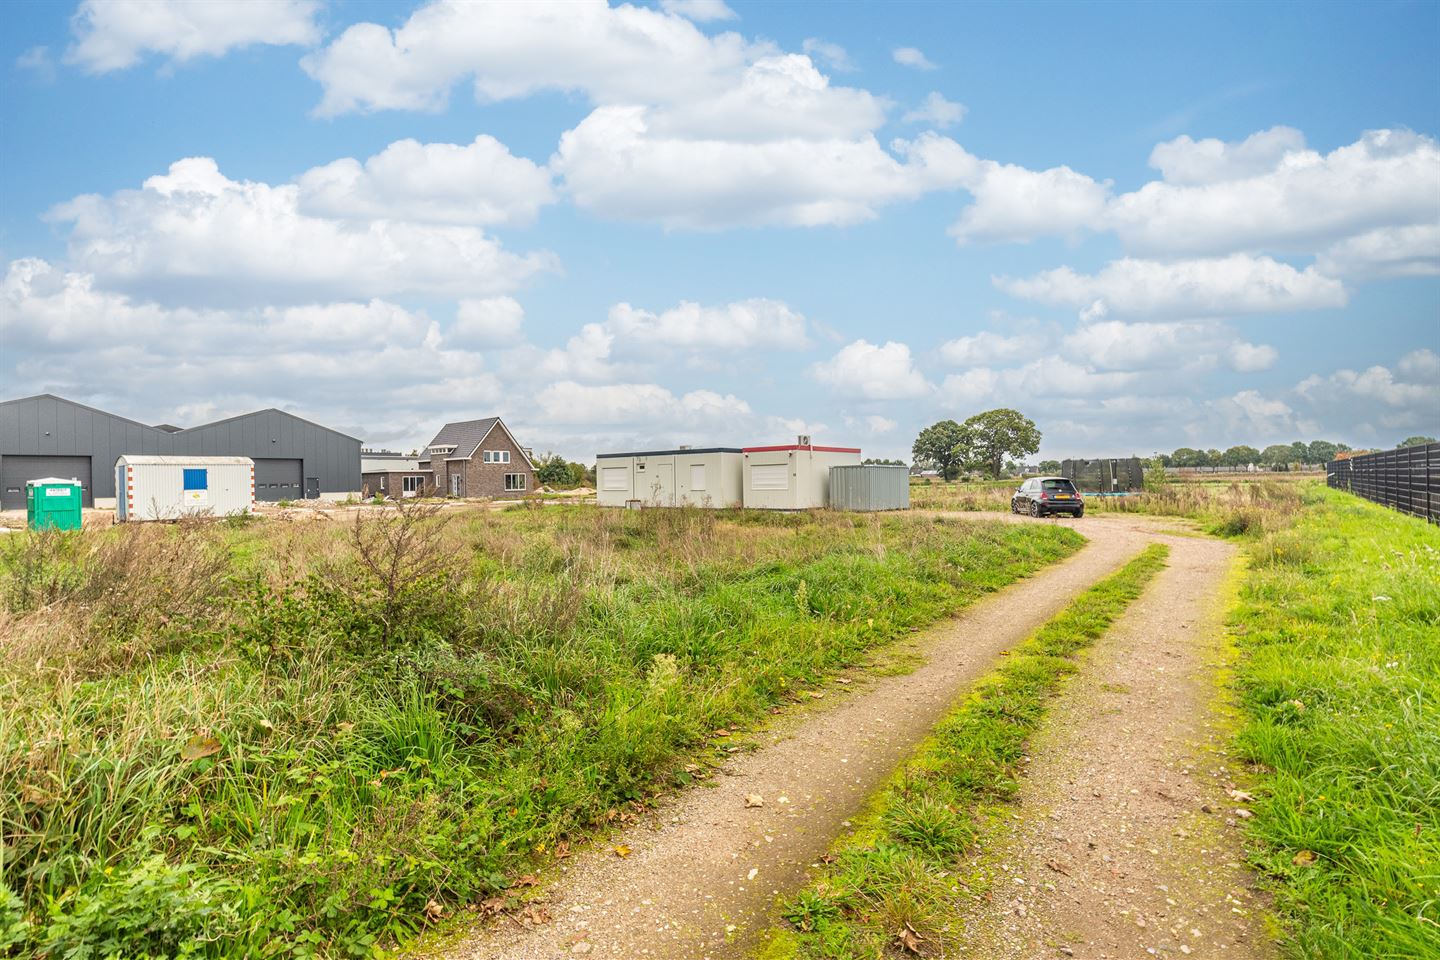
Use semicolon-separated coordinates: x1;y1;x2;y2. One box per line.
1011;476;1084;518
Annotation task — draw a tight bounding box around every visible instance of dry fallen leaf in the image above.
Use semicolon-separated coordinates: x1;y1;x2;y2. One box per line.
423;899;444;922
553;840;571;860
521;904;552;925
612;844;631;858
1292;849;1318;866
180;735;221;762
1228;789;1255;803
714;728;732;737
745;794;765;808
834;677;852;685
514;874;539;887
895;921;927;955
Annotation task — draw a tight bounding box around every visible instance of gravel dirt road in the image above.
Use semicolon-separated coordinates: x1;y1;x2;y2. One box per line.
434;514;1263;960
435;514;1181;960
958;534;1277;960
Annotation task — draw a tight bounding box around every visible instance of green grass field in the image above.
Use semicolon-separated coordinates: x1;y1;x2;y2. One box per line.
0;505;1081;958
1229;488;1440;957
756;545;1170;959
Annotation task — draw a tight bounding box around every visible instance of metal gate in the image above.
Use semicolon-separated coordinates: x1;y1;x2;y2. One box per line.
0;455;93;509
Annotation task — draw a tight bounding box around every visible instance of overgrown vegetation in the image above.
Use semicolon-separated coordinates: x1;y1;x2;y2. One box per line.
0;503;1081;957
758;544;1169;959
1228;487;1440;957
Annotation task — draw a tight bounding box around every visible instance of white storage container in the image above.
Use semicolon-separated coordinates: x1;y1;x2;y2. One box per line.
115;455;255;522
742;441;862;510
595;448;743;508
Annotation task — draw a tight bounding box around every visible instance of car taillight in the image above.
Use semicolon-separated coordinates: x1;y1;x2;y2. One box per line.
1039;492;1049;499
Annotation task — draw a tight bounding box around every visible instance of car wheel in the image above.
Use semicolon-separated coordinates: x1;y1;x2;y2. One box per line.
1029;501;1041;518
1076;507;1085;518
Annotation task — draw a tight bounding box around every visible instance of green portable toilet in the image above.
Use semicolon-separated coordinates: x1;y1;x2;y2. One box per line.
26;477;84;531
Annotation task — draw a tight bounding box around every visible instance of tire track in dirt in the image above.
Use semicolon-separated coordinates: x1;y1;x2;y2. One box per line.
958;534;1277;959
436;516;1168;960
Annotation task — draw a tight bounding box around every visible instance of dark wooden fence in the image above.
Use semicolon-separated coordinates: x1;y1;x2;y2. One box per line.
1326;443;1439;523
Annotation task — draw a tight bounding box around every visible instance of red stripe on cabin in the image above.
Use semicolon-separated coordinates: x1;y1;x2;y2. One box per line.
741;444;862;454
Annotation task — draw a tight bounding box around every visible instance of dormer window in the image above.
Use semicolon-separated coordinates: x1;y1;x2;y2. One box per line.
429;445;456;455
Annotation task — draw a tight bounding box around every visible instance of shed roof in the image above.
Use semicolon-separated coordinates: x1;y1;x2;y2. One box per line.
116;455;255;466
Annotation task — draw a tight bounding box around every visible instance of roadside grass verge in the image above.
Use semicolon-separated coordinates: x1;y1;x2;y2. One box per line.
0;505;1081;958
758;543;1169;958
1228;487;1440;958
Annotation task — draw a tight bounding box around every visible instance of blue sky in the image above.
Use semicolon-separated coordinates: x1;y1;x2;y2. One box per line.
2;0;1437;461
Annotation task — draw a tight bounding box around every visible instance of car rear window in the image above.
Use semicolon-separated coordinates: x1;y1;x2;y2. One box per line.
1042;479;1077;492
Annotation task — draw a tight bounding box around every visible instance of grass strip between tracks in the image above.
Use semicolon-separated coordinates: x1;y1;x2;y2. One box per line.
757;542;1170;959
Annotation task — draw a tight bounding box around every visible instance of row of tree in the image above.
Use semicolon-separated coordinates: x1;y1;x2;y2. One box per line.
909;413;1436;482
1159;435;1435;469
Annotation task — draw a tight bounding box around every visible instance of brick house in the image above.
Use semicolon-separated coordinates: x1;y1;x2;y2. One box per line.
418;418;536;499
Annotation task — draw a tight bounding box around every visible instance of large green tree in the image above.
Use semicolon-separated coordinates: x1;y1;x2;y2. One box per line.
1306;440;1337;464
912;420;967;480
953;408;1042;479
1399;436;1437;448
1260;443;1295;468
1221;445;1261;467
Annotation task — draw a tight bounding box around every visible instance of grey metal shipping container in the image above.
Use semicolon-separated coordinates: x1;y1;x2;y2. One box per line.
828;464;910;511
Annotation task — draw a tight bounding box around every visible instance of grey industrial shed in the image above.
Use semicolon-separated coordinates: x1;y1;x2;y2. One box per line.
0;394;362;509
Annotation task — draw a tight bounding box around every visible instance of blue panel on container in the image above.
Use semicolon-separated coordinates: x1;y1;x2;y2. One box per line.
183;468;208;490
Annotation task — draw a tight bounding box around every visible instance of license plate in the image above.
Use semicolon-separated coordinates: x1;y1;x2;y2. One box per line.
1055;494;1072;499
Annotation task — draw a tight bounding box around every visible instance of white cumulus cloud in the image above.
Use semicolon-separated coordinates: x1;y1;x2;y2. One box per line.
1108;129;1440;257
997;254;1347;318
892;47;936;70
301;0;755;115
660;0;738;22
903;92;966;129
67;0;320;73
296;136;555;227
812;340;931;400
606;299;810;350
47;157;555;306
534;381;751;426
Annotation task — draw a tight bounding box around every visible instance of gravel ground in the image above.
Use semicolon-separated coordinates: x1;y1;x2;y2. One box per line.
958;534;1278;960
433;515;1173;960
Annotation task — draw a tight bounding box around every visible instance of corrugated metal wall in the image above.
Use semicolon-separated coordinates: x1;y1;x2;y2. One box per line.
0;395;361;501
828;465;911;511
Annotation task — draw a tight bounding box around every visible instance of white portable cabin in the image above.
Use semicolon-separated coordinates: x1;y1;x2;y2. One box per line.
115;455;255;522
742;441;862;510
595;447;744;508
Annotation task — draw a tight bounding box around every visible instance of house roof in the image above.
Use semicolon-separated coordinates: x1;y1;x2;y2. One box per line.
424;417;499;460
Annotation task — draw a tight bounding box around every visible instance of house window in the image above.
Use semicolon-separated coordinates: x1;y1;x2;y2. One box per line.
429;445;455;455
379;476;387;490
403;475;424;493
504;473;526;491
483;450;511;464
